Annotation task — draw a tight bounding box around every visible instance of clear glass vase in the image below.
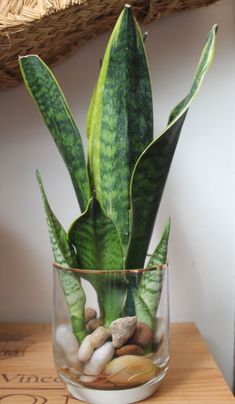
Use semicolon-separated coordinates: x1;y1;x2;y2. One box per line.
52;263;169;404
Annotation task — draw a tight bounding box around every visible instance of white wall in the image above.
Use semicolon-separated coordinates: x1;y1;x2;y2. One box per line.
0;0;234;391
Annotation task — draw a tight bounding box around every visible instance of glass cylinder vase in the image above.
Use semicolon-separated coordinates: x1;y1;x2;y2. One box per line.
52;263;169;404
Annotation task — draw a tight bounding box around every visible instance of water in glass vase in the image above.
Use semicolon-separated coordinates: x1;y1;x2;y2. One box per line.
53;264;169;403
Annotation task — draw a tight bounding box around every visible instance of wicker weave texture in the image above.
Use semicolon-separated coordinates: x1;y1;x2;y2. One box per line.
0;0;219;90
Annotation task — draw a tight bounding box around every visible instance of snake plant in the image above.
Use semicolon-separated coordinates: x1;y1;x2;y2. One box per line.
19;5;217;341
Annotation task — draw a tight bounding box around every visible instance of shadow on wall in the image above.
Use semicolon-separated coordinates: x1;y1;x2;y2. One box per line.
0;224;51;322
233;320;235;395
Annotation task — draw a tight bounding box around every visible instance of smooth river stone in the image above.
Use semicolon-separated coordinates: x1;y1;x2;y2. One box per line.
115;344;143;357
55;323;79;354
85;307;97;323
110;316;137;348
87;318;103;332
104;355;156;386
84;342;115;376
66;352;83;371
153;317;166;343
131;322;153;346
55;324;82;370
79;375;97;383
78;335;94;362
90;326;109;348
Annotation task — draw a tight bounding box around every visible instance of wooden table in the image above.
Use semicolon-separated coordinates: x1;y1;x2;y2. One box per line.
0;323;234;403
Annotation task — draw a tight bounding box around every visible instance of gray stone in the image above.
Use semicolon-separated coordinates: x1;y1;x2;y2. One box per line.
110;316;137;348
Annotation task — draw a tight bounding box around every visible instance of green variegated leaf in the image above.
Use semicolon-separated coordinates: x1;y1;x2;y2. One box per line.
146;218;171;268
58;269;87;342
36;170;87;342
88;5;153;249
132;290;152;329
86;83;97;140
20;56;90;212
36;170;76;266
69;196;126;326
69;196;124;270
127;25;217;268
99;272;127;327
133;220;170;330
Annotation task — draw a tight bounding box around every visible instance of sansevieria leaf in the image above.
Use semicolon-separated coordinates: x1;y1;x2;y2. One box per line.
127;25;217;268
20;56;90;212
126;219;170;319
69;196;124;270
69;197;126;326
146;218;171;268
36;171;87;343
133;220;170;329
86;83;97;140
88;5;153;249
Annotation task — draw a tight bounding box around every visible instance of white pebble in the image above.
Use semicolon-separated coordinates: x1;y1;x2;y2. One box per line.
55;323;79;354
80;375;97;383
78;335;94;362
84;342;115;376
54;344;68;368
154;318;166;343
78;327;110;362
66;352;83;371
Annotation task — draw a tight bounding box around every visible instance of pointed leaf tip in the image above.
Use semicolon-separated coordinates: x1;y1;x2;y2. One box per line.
35;168;41;180
87;2;153;248
19;55;40;71
126;24;217;268
20;55;91;212
19;54;39;60
35;169;43;188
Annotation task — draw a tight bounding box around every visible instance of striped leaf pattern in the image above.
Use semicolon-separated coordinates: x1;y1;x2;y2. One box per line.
132;290;152;329
36;171;87;342
87;5;153;249
20;56;90;212
68;196;124;270
127;25;217;268
133;219;170;329
86;83;97;141
69;197;126;325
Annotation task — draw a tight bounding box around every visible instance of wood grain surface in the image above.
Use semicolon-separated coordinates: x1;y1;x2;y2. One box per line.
0;323;233;403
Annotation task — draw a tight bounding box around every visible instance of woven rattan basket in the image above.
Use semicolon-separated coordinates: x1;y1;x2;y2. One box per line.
0;0;219;90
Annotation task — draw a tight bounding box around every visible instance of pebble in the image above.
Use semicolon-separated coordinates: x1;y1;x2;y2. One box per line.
90;326;109;348
153;317;166;343
87;318;103;332
66;352;83;371
110;316;137;348
69;367;81;376
78;327;110;362
53;344;68;368
55;324;83;370
105;355;156;386
55;323;79;354
78;335;94;362
131;322;153;346
84;342;115;376
79;375;97;383
85;307;97;323
115;344;143;357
